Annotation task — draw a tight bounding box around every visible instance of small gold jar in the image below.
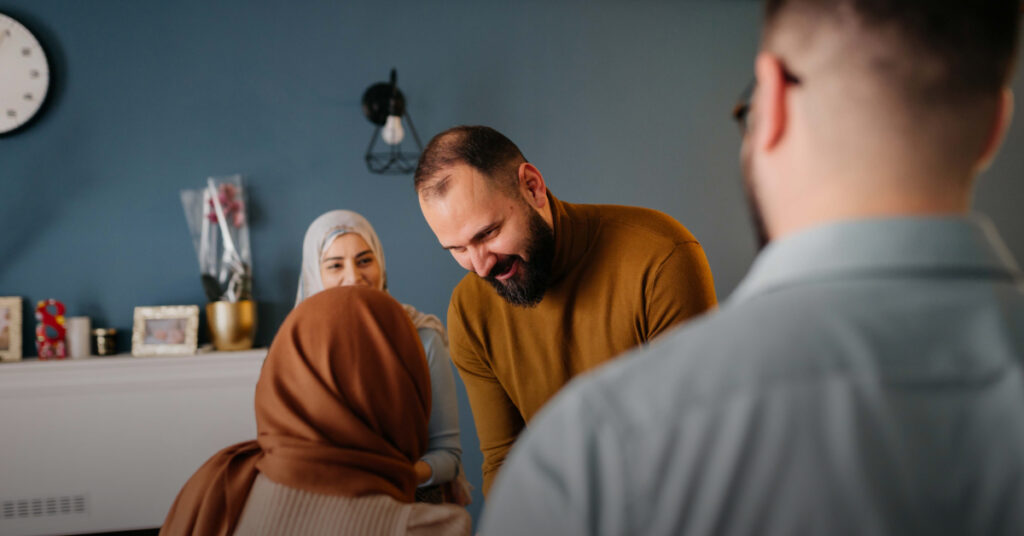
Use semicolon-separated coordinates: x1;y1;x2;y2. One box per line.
206;300;256;351
92;328;118;356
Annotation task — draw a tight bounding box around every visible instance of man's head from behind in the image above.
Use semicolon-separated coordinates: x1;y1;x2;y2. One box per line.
742;0;1020;243
415;126;556;307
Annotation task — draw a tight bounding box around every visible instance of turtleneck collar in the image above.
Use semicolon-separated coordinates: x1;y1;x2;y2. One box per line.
547;191;594;283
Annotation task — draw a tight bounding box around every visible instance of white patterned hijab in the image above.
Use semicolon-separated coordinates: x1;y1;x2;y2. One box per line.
296;210;447;344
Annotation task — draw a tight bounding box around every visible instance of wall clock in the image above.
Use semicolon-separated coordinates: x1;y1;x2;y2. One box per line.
0;12;50;135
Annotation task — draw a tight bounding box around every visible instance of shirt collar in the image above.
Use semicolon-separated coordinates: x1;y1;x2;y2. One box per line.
547;191;593;282
730;215;1021;304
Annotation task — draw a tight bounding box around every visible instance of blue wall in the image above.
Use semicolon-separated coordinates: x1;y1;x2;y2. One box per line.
2;0;1023;525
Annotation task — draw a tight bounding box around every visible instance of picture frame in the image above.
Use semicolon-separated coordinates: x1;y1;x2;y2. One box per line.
0;297;23;362
131;305;200;357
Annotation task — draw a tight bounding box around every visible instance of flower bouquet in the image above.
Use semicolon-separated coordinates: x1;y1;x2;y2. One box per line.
181;175;252;303
181;175;256;350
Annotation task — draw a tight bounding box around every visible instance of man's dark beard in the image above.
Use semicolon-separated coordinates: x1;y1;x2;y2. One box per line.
742;177;770;251
483;208;555;307
741;146;770;251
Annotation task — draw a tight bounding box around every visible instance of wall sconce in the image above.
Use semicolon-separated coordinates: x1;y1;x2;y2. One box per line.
362;68;423;174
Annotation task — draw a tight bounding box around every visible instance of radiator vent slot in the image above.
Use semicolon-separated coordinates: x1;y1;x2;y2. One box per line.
1;494;87;520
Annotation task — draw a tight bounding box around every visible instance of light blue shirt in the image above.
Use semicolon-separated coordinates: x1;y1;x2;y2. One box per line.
418;327;462;486
483;216;1024;535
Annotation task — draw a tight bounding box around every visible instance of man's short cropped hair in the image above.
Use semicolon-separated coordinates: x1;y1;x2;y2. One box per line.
414;126;527;198
765;0;1021;102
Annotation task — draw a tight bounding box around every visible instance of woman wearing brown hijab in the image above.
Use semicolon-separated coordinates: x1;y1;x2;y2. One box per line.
160;286;470;536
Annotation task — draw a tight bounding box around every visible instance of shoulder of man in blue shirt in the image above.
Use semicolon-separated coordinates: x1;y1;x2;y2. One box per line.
481;218;1024;536
477;290;841;534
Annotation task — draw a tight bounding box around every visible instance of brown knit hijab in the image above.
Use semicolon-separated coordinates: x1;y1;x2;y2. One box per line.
161;286;431;536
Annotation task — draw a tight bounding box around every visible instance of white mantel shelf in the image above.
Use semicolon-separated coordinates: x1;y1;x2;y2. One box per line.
0;349;268;397
0;349;267;536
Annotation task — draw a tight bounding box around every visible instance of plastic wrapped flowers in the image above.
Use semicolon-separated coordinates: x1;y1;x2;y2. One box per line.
181;175;252;303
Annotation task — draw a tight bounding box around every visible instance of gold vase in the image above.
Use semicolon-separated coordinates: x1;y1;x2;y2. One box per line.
206;300;256;351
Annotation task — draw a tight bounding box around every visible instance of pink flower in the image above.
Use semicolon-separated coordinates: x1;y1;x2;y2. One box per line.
206;183;247;228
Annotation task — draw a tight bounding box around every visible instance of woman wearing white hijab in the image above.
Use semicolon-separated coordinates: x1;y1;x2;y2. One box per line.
297;210;469;505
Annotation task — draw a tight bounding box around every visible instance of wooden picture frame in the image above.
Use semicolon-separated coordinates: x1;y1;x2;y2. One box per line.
0;297;22;362
131;305;199;357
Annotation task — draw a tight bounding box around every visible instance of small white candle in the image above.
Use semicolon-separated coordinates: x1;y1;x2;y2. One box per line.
67;316;92;359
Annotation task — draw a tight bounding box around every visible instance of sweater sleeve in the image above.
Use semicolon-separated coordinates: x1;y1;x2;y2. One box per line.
644;241;717;340
447;298;526;497
407;503;472;536
418;328;462;486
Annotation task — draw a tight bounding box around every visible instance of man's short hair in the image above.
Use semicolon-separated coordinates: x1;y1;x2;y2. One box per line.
765;0;1021;103
414;125;527;198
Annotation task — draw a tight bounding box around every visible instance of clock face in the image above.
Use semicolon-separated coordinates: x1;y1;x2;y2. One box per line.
0;13;49;135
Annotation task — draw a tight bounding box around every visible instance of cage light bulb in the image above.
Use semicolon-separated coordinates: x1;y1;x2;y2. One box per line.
381;115;405;145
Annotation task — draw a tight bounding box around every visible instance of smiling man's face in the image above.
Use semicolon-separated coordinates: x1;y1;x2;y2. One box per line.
419;162;555;306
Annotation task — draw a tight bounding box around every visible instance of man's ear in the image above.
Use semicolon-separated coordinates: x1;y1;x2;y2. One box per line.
753;52;790;152
518;163;548;209
975;87;1014;173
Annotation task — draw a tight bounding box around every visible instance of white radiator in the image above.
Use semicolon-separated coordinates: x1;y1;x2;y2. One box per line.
0;349;265;536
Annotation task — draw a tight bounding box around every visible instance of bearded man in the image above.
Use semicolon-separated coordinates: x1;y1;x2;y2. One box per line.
414;125;718;494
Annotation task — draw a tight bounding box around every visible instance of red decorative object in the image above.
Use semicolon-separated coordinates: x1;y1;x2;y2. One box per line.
205;182;246;228
35;299;66;360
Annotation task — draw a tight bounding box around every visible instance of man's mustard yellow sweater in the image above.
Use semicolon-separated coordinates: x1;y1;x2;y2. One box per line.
447;193;717;494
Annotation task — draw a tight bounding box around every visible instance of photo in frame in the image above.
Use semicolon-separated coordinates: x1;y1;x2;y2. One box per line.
0;297;23;362
131;305;200;357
